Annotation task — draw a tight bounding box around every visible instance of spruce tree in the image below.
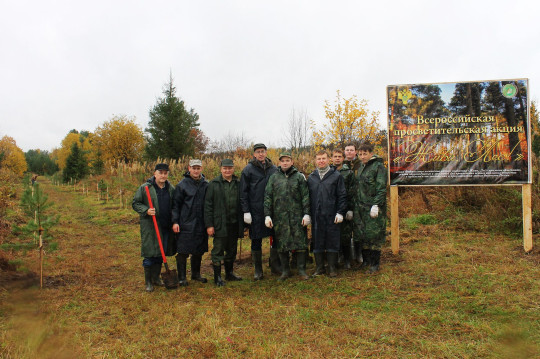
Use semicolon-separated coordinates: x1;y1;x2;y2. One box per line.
145;75;200;160
63;142;88;182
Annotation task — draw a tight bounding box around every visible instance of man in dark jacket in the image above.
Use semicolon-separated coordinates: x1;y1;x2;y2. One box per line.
204;159;244;286
240;143;279;280
264;152;311;281
355;142;387;273
132;163;176;292
332;149;356;269
307;150;347;277
172;159;209;286
344;141;364;265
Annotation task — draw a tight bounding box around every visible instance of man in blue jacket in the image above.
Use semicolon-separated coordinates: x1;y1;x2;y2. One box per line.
240;143;279;280
307;150;347;278
172;159;209;286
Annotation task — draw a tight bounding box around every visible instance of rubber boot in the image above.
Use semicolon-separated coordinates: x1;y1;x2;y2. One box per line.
176;253;188;287
252;250;264;281
151;263;164;287
269;248;282;275
290;251;297;271
312;252;326;277
361;249;371;270
213;264;225;287
224;261;242;281
342;244;352;270
354;242;363;266
327;252;338;278
144;266;154;292
369;250;381;274
190;254;207;283
296;250;309;280
278;252;290;281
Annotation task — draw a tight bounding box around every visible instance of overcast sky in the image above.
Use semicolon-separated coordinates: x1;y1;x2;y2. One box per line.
1;0;539;152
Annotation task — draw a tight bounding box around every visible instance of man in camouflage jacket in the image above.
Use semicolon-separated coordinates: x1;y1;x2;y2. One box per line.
354;142;387;273
264;152;311;281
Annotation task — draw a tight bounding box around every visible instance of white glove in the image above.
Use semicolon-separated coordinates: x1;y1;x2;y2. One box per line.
334;213;343;224
370;205;379;218
244;212;252;224
265;216;273;228
301;215;311;226
345;211;353;221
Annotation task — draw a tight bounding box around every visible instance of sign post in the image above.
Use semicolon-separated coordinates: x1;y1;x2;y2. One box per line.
387;79;532;252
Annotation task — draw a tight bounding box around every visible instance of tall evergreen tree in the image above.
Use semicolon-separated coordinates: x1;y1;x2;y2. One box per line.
63;142;88;182
145;75;200;160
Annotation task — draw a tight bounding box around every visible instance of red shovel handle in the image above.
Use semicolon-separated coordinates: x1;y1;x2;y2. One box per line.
144;186;168;264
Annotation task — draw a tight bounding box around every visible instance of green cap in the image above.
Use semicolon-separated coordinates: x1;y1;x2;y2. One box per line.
279;152;292;160
220;159;234;167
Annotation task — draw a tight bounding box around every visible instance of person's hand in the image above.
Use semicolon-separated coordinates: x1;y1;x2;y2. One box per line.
301;215;311;226
244;212;252;224
172;224;180;233
345;211;353;221
334;213;343;224
207;227;215;236
147;208;156;216
370;205;379;218
265;216;273;228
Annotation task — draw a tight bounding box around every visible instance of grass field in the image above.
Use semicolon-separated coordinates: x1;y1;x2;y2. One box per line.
1;178;539;358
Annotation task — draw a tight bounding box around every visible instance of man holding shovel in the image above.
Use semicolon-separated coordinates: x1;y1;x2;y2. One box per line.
132;163;176;292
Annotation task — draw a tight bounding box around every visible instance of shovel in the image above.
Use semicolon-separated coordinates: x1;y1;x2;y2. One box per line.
144;186;179;289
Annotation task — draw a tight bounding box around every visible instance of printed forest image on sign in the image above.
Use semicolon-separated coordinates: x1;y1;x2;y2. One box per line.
387;79;530;185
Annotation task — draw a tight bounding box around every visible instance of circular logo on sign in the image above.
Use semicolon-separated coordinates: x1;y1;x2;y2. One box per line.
502;84;517;98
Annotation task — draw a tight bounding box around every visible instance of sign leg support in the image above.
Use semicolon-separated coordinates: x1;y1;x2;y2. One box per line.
523;184;533;252
391;186;399;254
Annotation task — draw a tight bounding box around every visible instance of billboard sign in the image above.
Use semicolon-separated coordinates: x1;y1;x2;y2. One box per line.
388;79;530;185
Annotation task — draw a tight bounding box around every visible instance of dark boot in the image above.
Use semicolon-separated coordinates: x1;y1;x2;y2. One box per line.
312;252;326;277
224;261;242;281
278;252;290;281
252;250;264;281
213;264;225;287
369;250;381;274
354;242;363;265
176;254;188;287
290;251;298;271
361;249;371;270
151;263;164;286
269;248;282;275
144;266;154;292
190;254;207;283
327;252;338;278
296;250;309;280
342;244;352;270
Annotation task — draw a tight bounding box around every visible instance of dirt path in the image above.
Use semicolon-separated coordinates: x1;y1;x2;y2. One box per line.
1;178;141;358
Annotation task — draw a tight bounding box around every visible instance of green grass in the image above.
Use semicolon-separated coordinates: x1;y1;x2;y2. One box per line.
1;179;539;358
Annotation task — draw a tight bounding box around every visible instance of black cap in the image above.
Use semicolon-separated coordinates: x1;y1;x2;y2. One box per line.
253;143;267;151
154;163;169;171
221;159;234;166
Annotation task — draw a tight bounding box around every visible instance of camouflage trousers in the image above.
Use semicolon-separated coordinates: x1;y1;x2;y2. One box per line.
354;205;386;251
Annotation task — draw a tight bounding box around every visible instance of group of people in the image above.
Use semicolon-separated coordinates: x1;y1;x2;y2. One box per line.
132;142;387;292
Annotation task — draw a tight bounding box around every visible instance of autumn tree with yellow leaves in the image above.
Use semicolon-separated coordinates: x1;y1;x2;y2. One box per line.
312;90;384;149
93;115;145;163
0;135;28;176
